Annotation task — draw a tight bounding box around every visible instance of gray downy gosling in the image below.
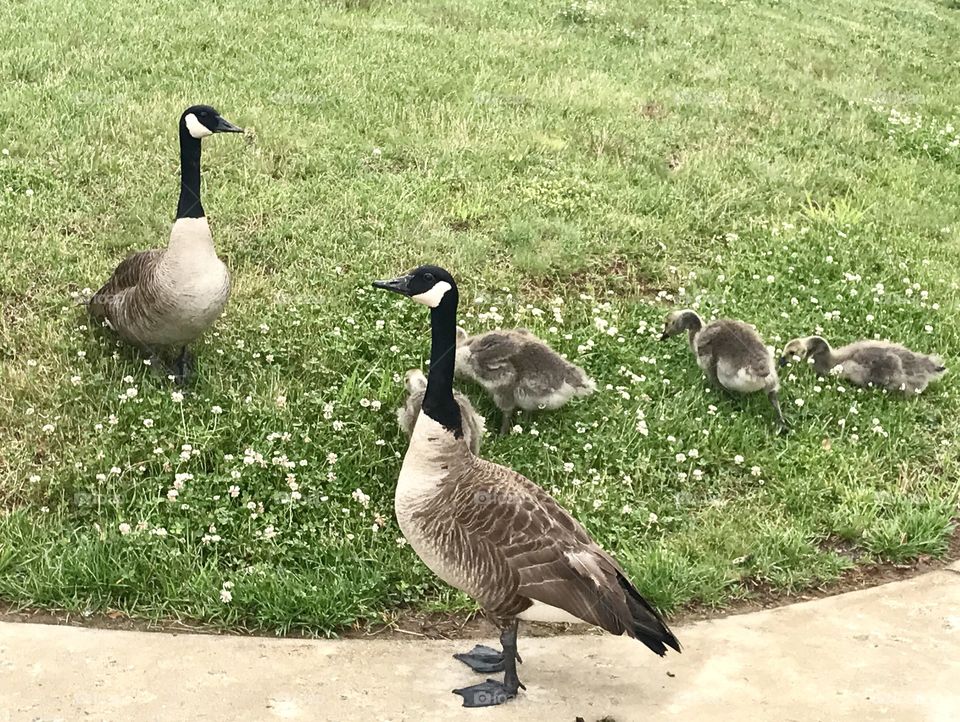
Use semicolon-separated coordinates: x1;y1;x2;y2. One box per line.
89;105;244;384
661;309;788;432
781;336;946;394
397;368;486;455
373;265;679;708
455;326;596;435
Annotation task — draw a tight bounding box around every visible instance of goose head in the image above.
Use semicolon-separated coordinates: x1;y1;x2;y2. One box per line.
455;326;469;346
404;368;428;394
780;336;830;367
659;309;703;341
180;105;244;139
372;265;457;308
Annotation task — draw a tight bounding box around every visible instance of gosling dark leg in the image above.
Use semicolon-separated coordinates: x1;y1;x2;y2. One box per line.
499;407;515;436
453;620;525;707
172;346;196;387
768;390;789;435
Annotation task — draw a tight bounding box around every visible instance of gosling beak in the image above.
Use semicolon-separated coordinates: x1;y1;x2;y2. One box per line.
779;356;788;368
659;332;670;342
213;116;244;133
372;274;414;296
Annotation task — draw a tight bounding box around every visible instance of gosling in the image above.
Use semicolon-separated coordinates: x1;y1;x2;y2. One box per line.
455;327;596;435
660;309;787;432
397;369;486;454
781;336;946;394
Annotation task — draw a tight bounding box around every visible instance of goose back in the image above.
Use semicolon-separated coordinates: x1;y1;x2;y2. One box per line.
695;320;776;392
825;341;946;392
456;329;595;410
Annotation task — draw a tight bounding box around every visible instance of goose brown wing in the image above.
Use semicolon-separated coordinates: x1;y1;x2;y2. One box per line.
89;249;163;319
454;458;679;655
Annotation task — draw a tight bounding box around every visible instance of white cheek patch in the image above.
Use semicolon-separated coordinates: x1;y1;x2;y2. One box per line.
185;113;213;139
411;281;452;308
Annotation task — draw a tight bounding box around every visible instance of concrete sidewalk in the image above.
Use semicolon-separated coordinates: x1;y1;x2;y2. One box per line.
2;565;959;722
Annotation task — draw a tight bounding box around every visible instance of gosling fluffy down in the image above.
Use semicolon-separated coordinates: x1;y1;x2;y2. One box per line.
781;336;947;394
455;327;596;435
661;309;787;431
397;369;486;454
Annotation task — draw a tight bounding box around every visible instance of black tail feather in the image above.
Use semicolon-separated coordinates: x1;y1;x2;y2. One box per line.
616;572;681;655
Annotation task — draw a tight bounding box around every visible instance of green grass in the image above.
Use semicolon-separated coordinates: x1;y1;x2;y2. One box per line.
1;0;959;634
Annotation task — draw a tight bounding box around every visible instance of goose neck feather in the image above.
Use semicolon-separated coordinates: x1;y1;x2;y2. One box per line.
423;285;464;438
176;124;205;220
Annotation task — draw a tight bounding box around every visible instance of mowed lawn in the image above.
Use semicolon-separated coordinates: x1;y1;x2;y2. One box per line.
1;0;959;633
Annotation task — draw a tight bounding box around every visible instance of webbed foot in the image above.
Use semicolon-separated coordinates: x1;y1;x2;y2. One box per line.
452;678;524;708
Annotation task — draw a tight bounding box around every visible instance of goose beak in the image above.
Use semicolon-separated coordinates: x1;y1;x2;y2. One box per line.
213;116;244;133
372;274;414;296
659;332;670;341
778;356;788;368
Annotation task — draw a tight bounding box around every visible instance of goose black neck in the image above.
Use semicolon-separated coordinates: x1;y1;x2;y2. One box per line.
423;289;464;438
176;126;204;219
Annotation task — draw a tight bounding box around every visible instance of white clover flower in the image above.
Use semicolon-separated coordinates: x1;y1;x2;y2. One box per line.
70;375;81;386
675;453;687;464
275;395;287;408
648;512;659;524
229;485;240;498
41;423;55;434
118;523;131;535
688;449;699;458
750;466;762;477
352;488;371;508
125;387;138;398
219;589;233;603
211;405;223;415
795;398;805;407
734;455;745;465
327;452;338;465
143;418;154;428
563;462;574;473
167;489;179;500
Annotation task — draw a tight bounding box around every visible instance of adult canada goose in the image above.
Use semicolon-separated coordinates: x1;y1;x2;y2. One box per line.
660;309;788;432
455;327;596;435
397;368;486;455
88;104;243;384
374;265;679;708
781;336;947;394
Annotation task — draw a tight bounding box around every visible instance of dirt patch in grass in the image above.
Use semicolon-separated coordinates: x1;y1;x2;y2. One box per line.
2;527;957;641
518;256;667;301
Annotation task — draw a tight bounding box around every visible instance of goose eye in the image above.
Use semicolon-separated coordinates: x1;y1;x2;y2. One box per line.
424;272;435;283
